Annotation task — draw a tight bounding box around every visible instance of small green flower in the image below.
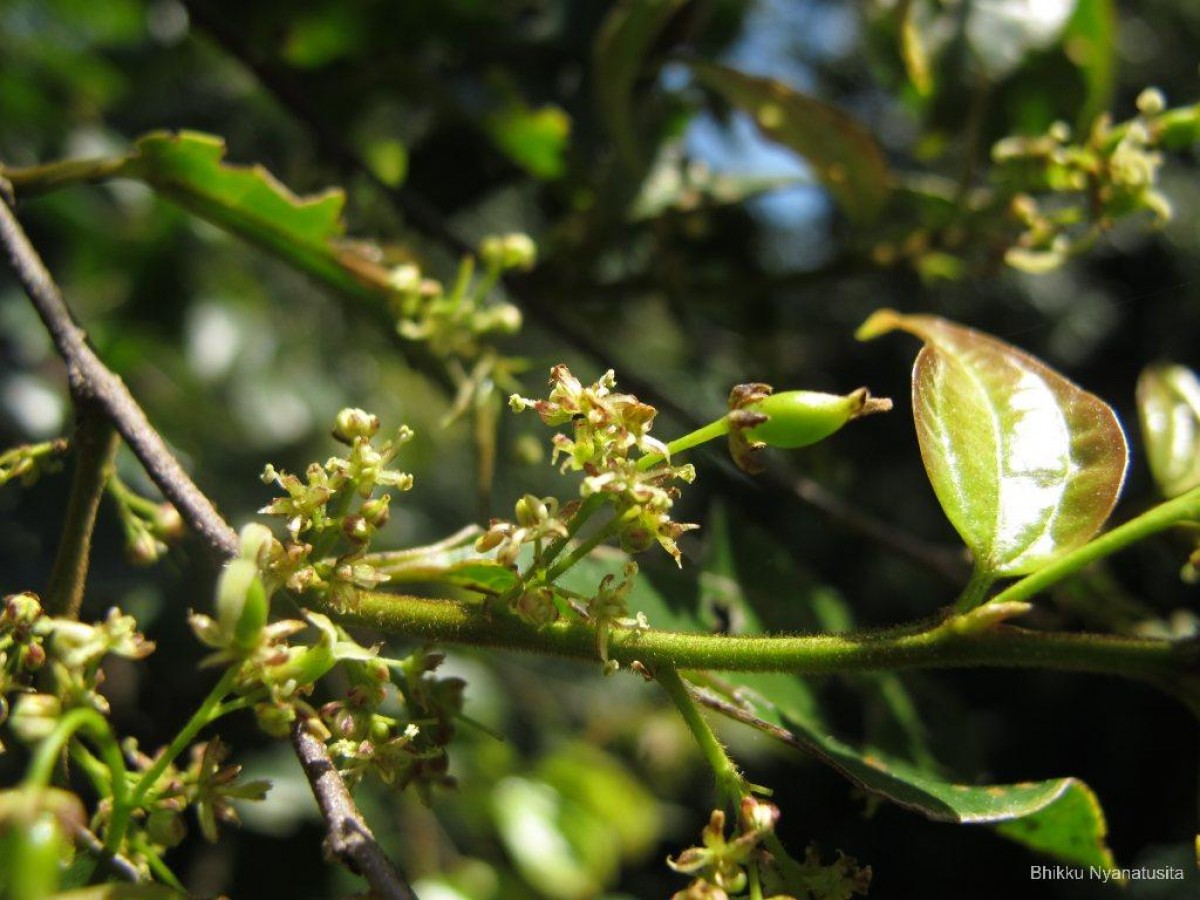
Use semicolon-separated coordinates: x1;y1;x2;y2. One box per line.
188;738;271;843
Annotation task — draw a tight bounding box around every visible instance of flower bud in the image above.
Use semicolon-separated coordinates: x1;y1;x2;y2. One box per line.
1137;87;1166;117
387;263;421;293
360;495;391;529
216;559;268;651
254;701;297;738
479;235;505;270
500;233;537;270
740;796;780;833
342;515;372;544
4;592;43;628
147;808;187;848
126;526;165;566
332;408;381;444
514;494;546;528
477;303;523;334
515;587;558;626
10;694;62;743
155;503;186;541
268;642;337;690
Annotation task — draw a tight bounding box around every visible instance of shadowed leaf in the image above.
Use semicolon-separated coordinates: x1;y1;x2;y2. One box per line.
555;532;1112;869
593;0;689;172
689;60;891;223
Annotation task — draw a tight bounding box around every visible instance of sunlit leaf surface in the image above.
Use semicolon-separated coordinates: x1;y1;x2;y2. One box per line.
112;131;395;302
858;309;1127;576
1137;362;1200;499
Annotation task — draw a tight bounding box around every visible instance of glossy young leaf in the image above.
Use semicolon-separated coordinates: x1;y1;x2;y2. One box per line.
1137;363;1200;500
689;60;891;224
858;310;1127;577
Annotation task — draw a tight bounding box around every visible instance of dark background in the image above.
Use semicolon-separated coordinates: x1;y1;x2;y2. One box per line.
1;1;1198;897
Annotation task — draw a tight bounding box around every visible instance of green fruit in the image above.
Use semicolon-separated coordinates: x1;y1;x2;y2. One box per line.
744;388;888;449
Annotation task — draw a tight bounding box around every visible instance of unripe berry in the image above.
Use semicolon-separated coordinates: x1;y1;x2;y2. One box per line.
743;388;889;449
726;384;891;474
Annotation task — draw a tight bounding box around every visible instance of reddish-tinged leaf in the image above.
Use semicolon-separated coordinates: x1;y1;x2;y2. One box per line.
858;310;1127;576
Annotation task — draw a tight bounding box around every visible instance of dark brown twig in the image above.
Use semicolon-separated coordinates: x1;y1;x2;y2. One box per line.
0;190;238;560
292;723;417;900
45;404;118;618
0;185;417;900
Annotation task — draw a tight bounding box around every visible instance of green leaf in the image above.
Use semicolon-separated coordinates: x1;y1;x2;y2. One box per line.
858;309;1127;576
689;60;891;224
1137;363;1200;499
119;131;394;301
485;103;571;180
592;0;689;172
993;780;1114;868
491;745;661;900
727;696;1113;868
551;528;1113;867
1063;0;1117;129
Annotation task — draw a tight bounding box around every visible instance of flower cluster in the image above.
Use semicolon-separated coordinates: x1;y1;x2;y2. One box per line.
258;408;414;608
321;649;463;800
509;365;698;565
588;561;639;672
476;493;575;567
197;504;461;798
107;471;186;566
994;88;1194;273
669;799;782;899
669;798;871;900
388;232;530;361
0;439;68;489
1;594;154;750
127;736;271;847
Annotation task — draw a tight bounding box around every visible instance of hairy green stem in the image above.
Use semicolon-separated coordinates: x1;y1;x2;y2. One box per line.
994;484;1200;606
327;591;1192;695
657;666;745;804
45;409;119;618
951;565;996;615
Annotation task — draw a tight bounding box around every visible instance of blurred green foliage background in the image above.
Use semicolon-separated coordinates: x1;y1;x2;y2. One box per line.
1;1;1198;897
